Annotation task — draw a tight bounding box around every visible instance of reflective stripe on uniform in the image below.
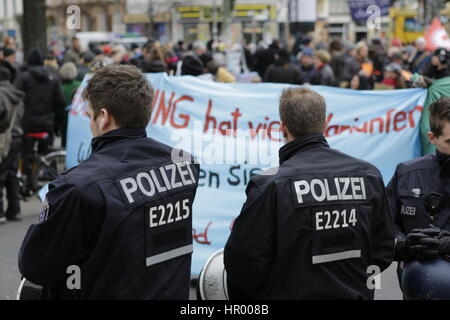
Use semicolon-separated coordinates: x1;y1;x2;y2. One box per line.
146;244;193;267
312;249;361;264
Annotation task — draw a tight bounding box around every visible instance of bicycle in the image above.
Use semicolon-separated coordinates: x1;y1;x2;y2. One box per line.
19;132;67;199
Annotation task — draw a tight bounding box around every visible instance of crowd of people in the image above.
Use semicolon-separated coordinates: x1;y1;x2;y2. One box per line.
251;36;450;89
49;34;450;91
1;33;450;224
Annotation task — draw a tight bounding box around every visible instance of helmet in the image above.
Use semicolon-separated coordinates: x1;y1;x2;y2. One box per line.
433;48;449;64
197;248;229;300
402;258;450;300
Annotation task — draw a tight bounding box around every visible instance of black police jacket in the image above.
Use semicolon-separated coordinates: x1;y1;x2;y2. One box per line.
18;128;199;299
386;153;450;239
224;134;395;299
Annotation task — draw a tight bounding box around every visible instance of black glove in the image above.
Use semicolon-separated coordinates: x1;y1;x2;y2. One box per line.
408;226;450;256
394;237;438;261
406;229;440;259
418;228;450;255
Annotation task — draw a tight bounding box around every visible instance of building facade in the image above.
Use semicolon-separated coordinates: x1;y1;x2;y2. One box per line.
0;0;446;49
0;0;23;46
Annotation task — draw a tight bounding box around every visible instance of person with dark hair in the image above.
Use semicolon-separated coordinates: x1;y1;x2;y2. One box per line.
1;47;17;82
14;48;65;194
347;72;373;90
224;87;395;299
369;38;390;83
174;40;185;58
254;39;280;79
44;53;59;75
77;51;95;81
18;64;200;299
63;37;82;66
0;66;24;223
422;48;450;80
329;38;346;86
387;96;450;297
263;49;300;84
181;55;204;76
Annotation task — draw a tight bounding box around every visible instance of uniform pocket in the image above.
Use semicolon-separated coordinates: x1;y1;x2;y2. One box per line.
398;194;428;232
143;192;194;268
311;205;362;264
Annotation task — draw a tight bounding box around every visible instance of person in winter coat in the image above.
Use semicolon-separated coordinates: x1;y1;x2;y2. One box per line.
295;48;317;85
312;50;336;86
342;43;374;89
77;51;95;81
421;48;450;80
408;37;430;74
140;45;167;73
263;49;300;84
329;39;346;86
254;40;280;79
1;48;17;82
0;66;24;223
14;48;65;193
63;37;82;66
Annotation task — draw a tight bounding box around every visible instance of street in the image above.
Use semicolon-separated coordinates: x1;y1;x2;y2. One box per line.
0;196;402;300
0;197;40;300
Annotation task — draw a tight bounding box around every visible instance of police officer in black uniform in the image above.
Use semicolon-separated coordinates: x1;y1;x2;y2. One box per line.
387;97;450;284
224;87;395;299
18;65;199;299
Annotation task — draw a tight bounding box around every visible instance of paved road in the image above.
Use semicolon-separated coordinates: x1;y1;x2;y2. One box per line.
0;196;403;300
0;196;41;300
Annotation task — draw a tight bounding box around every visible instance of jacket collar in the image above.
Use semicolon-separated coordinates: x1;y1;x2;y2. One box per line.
279;133;329;165
91;128;147;153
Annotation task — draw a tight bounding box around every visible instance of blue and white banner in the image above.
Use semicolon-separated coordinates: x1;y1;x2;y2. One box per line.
68;73;426;274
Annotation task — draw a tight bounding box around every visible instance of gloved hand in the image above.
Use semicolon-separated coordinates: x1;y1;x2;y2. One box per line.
394;237;438;261
417;228;450;255
406;229;440;259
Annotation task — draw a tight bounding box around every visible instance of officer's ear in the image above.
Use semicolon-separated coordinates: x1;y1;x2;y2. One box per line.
428;131;437;145
280;122;288;139
98;108;111;131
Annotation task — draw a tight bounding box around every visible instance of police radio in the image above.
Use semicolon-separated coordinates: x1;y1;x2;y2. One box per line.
424;192;445;221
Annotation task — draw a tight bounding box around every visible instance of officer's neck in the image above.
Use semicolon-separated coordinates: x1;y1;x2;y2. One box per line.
284;130;296;144
98;123;120;137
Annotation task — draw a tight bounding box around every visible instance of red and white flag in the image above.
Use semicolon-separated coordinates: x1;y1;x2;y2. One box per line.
425;17;450;51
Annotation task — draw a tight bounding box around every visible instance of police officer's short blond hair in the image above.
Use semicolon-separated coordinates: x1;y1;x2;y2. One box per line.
279;87;326;138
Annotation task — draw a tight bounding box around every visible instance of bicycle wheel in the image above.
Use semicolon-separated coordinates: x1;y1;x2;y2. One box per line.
39;150;67;181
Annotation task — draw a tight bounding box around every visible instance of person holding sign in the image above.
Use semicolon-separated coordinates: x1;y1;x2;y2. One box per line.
224;87;395;299
18;65;199;299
